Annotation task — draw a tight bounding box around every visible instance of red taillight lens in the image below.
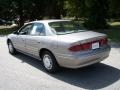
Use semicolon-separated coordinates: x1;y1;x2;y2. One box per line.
69;45;83;52
69;38;108;52
69;42;91;52
100;38;108;45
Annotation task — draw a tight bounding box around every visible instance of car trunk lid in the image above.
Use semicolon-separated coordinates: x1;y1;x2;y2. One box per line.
58;31;107;52
57;31;107;44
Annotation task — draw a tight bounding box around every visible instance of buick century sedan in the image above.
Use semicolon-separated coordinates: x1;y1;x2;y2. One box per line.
7;20;111;72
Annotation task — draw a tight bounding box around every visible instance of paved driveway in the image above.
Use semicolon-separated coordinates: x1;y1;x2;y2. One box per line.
0;36;120;90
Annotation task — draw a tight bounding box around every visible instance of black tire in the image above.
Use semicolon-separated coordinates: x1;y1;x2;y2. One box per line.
42;51;60;73
8;41;17;55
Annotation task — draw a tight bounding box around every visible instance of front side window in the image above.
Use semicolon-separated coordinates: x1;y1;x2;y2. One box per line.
19;24;33;35
49;21;86;35
29;23;45;36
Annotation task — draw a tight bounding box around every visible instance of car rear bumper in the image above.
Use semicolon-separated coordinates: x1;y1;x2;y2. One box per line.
55;45;111;68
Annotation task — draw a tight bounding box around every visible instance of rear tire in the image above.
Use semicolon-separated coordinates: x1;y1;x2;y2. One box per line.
42;51;59;73
8;41;17;55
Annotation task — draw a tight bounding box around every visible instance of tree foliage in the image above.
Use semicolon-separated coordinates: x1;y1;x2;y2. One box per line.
84;0;109;29
0;0;119;29
109;0;120;19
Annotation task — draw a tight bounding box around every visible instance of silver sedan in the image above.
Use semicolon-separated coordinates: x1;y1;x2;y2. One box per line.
7;20;111;73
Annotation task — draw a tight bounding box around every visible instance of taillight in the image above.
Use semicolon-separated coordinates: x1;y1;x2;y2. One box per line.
100;38;108;45
69;38;108;52
69;42;91;52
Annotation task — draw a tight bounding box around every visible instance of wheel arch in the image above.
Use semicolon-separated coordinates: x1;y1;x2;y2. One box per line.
39;48;55;59
39;48;60;72
7;38;11;45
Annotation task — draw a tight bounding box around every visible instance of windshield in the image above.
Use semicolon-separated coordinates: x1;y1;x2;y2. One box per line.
49;21;86;35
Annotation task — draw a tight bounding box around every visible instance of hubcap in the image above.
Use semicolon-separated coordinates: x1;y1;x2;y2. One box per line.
8;42;13;53
43;54;52;70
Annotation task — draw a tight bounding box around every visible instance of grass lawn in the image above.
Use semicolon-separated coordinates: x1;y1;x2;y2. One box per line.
100;29;120;42
0;26;19;35
98;22;120;42
0;22;120;42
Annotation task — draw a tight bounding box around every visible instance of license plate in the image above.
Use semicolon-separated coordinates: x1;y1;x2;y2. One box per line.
92;42;99;49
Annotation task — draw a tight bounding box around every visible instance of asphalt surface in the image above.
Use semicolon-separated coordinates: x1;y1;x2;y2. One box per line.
0;36;120;90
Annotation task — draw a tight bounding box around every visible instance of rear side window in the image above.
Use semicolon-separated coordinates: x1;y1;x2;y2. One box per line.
49;21;86;35
29;23;45;36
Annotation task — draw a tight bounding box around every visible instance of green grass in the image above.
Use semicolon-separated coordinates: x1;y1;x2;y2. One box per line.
103;22;120;42
103;29;120;42
0;26;18;35
109;22;120;26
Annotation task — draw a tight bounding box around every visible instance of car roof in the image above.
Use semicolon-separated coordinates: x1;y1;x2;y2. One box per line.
28;19;70;24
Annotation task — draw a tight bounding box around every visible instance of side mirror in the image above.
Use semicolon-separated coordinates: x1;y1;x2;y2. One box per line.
20;31;27;35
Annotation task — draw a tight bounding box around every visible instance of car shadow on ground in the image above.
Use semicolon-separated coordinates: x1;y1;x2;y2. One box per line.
14;53;120;90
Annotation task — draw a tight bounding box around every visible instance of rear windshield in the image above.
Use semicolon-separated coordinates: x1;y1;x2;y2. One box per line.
49;21;86;35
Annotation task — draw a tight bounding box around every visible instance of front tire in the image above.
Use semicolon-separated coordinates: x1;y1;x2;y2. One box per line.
42;51;59;73
8;41;17;55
